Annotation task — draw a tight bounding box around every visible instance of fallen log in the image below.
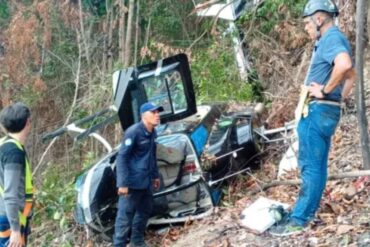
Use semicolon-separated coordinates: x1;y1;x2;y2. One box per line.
250;170;370;194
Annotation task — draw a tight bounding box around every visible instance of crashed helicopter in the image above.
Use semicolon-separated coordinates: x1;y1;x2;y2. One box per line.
42;53;295;240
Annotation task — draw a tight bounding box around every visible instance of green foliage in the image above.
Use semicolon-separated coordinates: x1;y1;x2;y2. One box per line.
83;0;108;16
143;0;199;47
43;41;78;80
35;167;75;223
191;41;262;103
0;0;9;27
32;164;77;245
29;148;101;245
1;78;42;107
81;151;98;170
247;69;264;102
151;3;182;43
22;0;33;6
40;9;81;113
238;0;306;34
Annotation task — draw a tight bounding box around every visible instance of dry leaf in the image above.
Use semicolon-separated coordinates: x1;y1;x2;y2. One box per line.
85;240;94;247
336;225;354;235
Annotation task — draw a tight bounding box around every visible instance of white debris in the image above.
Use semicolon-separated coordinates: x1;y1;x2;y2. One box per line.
240;197;290;233
278;140;299;178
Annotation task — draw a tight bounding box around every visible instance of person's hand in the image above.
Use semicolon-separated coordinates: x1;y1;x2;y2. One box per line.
152;178;160;190
8;230;23;247
308;82;325;98
118;187;129;197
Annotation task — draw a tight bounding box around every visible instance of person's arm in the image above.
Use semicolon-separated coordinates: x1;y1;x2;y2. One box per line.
322;52;353;94
341;68;356;99
116;130;135;196
3;149;25;246
309;52;353;98
3;150;24;232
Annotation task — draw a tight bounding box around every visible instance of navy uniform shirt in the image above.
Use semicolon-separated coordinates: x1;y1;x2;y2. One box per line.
116;121;160;190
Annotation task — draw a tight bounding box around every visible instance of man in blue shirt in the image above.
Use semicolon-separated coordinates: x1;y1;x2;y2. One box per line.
270;0;356;236
114;102;163;247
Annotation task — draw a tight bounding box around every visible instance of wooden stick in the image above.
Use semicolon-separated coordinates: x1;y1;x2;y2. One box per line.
251;170;370;194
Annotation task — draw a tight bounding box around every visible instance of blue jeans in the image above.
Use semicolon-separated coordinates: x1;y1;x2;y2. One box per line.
291;102;340;226
113;188;153;247
0;216;10;247
0;216;30;247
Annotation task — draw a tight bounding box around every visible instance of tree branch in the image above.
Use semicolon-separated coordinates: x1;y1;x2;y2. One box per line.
33;29;82;176
250;170;370;194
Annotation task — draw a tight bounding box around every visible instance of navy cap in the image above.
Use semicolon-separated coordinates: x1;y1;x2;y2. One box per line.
140;102;164;114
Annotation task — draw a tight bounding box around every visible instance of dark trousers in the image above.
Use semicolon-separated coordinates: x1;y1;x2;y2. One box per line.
113;188;153;247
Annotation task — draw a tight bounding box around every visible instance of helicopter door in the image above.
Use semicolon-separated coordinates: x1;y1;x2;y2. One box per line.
112;53;197;131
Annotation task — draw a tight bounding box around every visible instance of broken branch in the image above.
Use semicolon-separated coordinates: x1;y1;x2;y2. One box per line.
251;170;370;194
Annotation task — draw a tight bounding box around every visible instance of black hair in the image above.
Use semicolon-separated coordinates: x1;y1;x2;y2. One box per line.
0;102;31;133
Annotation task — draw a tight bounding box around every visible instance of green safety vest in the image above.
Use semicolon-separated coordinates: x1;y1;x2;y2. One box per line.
0;137;34;226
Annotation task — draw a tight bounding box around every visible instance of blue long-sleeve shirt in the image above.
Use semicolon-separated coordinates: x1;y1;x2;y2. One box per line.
0;138;26;232
116;121;160;190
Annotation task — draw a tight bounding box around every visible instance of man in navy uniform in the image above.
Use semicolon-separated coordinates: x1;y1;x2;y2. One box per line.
114;102;163;247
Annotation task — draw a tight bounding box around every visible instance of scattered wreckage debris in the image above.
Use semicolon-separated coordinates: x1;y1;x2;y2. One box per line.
240;197;289;233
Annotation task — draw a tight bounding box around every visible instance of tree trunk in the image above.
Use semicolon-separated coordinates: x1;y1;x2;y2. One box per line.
134;0;140;66
107;0;114;72
102;19;107;82
78;0;92;100
124;0;135;67
355;0;370;169
366;0;370;43
119;0;127;66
